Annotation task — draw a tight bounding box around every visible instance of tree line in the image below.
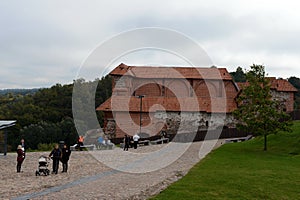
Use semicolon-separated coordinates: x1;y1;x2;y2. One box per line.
0;76;111;151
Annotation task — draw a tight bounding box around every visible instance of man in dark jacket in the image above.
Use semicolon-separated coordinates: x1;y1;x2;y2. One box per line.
61;144;71;173
123;135;130;151
49;144;61;174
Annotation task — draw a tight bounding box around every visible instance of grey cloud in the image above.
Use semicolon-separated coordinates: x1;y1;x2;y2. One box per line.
0;0;300;88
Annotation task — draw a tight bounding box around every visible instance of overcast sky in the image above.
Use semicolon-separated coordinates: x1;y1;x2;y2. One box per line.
1;0;300;89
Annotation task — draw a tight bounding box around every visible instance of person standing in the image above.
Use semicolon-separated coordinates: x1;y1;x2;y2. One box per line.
49;144;61;174
133;133;140;149
16;145;25;173
160;130;167;139
20;138;26;159
129;136;133;148
61;144;71;173
123;135;130;151
77;135;84;151
97;136;103;148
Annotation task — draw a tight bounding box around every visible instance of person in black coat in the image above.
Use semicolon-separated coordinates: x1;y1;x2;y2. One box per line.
129;136;134;148
123;135;130;151
61;144;71;173
16;145;25;173
49;144;61;174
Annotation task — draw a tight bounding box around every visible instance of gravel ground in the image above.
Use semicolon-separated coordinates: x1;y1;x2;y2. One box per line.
0;140;224;200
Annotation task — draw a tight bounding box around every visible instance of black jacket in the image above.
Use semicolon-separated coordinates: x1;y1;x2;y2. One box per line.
49;148;61;159
61;147;71;161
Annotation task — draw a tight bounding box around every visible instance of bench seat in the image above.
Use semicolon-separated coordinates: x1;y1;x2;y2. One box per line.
70;144;96;151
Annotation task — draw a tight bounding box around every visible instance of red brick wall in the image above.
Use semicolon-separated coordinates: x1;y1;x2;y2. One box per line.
286;92;295;112
165;79;190;97
135;83;162;97
111;75;239;99
225;81;238;98
194;80;221;97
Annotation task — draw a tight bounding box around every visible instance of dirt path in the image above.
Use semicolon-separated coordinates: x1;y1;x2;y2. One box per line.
0;140;224;200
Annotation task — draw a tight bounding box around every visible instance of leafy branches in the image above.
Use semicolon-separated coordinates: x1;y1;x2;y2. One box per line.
233;64;291;151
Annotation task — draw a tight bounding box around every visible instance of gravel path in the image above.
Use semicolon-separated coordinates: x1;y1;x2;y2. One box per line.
0;140;224;200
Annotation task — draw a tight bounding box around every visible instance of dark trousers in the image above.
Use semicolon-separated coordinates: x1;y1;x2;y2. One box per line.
17;161;23;172
62;161;68;172
78;142;83;151
124;143;129;151
134;141;138;149
52;158;60;173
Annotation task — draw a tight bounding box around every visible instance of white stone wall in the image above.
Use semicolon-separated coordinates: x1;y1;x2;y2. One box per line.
154;111;236;134
270;90;290;101
270;90;291;111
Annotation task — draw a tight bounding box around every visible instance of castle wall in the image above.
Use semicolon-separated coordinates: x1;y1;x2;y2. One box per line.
102;73;295;139
270;90;295;112
103;111;236;139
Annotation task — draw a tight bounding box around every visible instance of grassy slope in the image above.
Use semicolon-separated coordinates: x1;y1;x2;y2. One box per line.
151;121;300;200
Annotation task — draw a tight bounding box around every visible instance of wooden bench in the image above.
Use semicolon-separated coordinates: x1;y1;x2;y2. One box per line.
225;135;253;143
120;140;149;148
70;144;96;151
138;140;150;146
96;143;115;150
150;138;169;145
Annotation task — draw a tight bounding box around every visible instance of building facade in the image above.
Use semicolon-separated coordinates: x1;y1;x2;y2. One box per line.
97;63;297;139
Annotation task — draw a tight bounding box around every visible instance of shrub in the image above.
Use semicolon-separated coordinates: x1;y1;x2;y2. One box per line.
37;143;56;151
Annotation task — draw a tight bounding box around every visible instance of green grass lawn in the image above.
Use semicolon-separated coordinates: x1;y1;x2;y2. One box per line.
151;121;300;200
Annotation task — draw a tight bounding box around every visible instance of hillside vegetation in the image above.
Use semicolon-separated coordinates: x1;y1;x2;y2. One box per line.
0;76;111;151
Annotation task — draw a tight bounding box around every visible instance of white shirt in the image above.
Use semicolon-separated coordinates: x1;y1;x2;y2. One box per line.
133;134;140;141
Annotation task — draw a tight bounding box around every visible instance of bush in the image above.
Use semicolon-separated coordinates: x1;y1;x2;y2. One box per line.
37;143;56;151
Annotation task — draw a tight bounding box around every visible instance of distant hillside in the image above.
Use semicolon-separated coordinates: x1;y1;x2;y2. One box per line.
0;76;112;151
0;88;40;96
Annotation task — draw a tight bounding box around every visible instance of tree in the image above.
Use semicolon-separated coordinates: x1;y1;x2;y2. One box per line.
233;64;291;151
288;76;300;109
230;66;246;82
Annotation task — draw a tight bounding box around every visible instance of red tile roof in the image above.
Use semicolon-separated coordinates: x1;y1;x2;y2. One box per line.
237;78;297;92
97;96;237;113
110;63;233;80
271;79;298;92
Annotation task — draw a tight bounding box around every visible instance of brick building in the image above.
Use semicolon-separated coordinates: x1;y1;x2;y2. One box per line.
97;63;297;139
237;77;297;113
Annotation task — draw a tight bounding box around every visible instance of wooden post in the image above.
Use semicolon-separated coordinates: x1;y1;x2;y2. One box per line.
4;130;7;156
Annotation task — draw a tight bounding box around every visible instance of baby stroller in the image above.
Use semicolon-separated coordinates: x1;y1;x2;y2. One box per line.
35;155;50;176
